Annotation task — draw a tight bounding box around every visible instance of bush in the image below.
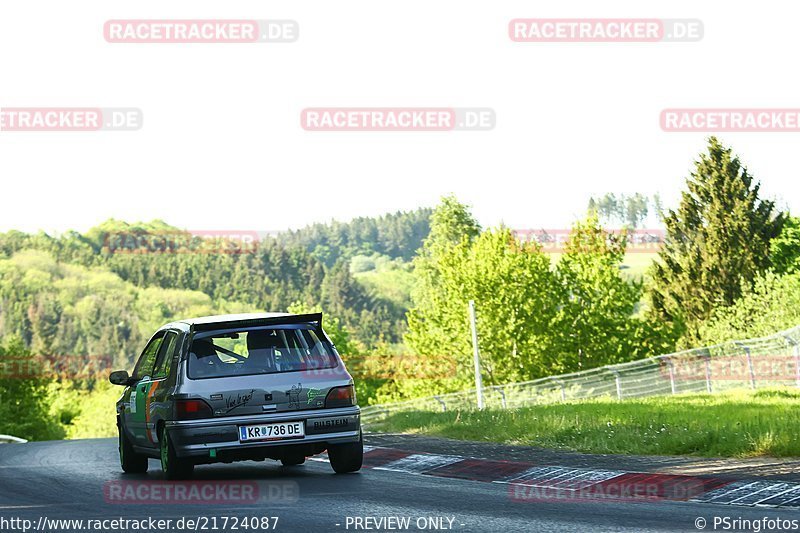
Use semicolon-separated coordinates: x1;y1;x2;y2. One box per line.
698;271;800;344
0;336;64;441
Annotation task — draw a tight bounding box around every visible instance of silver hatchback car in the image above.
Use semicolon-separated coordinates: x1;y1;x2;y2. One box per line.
109;312;362;479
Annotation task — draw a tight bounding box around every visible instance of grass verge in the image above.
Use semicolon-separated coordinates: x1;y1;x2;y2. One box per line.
370;388;800;458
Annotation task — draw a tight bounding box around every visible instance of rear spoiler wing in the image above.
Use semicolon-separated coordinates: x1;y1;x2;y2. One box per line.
189;313;323;333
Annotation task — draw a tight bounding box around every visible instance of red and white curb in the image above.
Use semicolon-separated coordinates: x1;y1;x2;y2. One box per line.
692;480;800;508
312;447;800;509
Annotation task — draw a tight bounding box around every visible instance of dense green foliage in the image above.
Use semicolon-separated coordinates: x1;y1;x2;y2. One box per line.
0;217;417;351
771;216;800;275
373;388;800;457
649;137;785;344
0;214;429;440
0;336;64;441
697;271;800;345
406;199;676;392
278;208;432;266
552;214;678;369
0;249;253;369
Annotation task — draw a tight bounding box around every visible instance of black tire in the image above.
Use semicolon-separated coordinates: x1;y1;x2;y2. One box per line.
328;434;363;474
118;421;148;474
159;427;194;480
280;455;306;466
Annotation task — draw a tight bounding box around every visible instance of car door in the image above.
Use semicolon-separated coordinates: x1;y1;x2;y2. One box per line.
126;332;165;447
145;330;182;447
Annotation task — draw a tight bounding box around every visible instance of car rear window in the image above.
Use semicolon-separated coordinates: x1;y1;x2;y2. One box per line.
188;326;338;379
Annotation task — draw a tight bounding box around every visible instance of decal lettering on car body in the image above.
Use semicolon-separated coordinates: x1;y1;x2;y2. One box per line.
307;387;323;405
224;389;256;413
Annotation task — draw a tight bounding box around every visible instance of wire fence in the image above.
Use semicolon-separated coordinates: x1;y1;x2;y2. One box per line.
360;325;800;424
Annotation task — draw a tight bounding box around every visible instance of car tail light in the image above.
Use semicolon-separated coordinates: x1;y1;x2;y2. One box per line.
325;385;356;408
175;399;213;420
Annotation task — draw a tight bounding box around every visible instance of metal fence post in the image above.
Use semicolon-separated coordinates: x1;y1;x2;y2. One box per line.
665;357;676;395
495;387;507;409
552;378;566;402
737;343;757;389
795;343;800;389
609;368;622;400
786;336;800;388
703;352;713;393
433;395;447;412
468;300;484;410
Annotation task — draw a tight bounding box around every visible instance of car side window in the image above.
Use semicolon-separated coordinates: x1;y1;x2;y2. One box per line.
132;332;165;381
152;331;179;379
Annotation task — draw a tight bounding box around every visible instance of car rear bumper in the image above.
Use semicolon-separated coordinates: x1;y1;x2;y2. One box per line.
164;406;361;458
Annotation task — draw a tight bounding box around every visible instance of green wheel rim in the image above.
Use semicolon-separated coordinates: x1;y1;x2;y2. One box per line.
160;431;168;471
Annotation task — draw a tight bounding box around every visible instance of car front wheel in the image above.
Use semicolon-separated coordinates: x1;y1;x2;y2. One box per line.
328;434;363;474
159;428;194;480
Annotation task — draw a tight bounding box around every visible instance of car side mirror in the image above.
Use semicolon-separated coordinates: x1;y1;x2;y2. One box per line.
109;370;133;386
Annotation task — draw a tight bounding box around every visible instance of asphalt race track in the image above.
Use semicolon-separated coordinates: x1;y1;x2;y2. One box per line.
0;439;798;533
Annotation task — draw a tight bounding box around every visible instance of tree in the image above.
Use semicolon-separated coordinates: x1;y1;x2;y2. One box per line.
408;227;561;384
771;216;800;274
405;195;480;365
697;271;800;344
588;193;654;228
649;137;785;344
624;193;649;228
552;214;655;370
0;335;64;441
407;197;561;384
595;193;623;226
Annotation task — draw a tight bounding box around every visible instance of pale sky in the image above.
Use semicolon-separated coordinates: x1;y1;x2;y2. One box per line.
1;1;798;234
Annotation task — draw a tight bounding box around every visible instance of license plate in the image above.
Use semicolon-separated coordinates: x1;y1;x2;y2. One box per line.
239;421;305;442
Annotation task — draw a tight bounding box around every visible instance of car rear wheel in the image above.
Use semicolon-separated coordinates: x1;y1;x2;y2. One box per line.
118;421;148;474
328;434;363;474
159;428;194;480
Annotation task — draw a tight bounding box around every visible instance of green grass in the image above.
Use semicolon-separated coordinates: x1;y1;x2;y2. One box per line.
371;388;800;458
547;252;658;281
618;252;658;280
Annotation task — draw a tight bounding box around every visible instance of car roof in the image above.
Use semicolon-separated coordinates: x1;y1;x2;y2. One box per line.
176;312;292;326
161;312;320;332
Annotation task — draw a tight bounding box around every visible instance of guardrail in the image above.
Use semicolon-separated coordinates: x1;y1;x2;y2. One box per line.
361;324;800;424
0;434;28;444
